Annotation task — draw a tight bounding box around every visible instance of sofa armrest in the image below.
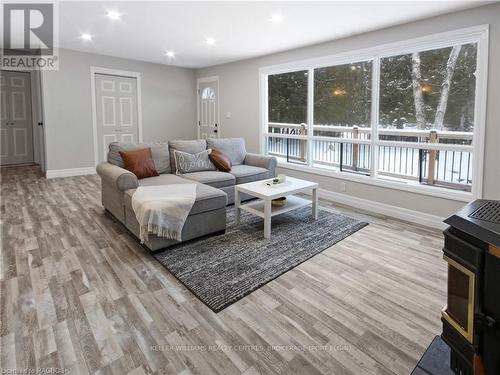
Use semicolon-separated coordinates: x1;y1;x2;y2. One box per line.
244;153;277;177
96;162;138;191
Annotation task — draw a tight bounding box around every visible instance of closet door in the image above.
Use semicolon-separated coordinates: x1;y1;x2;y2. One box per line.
1;70;34;165
95;73;139;162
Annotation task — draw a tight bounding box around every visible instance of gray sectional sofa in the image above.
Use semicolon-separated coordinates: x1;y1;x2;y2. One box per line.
96;138;277;251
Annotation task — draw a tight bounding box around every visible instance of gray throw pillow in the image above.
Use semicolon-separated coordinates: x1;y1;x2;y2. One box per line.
174;149;216;174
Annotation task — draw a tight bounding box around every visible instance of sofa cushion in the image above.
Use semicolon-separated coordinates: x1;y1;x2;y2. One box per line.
168;139;207;172
108;142;170;174
124;174;227;215
230;164;270;184
206;138;246;165
180;171;235;188
174;149;216;174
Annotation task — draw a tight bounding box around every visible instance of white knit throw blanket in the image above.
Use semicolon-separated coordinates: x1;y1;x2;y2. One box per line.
131;184;197;243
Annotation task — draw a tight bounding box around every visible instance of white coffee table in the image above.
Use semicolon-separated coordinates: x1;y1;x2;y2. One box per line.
235;176;318;239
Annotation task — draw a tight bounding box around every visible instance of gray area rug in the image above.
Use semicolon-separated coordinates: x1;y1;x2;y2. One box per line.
154;205;368;312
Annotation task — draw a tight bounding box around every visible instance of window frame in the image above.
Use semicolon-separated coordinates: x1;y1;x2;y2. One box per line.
259;25;489;201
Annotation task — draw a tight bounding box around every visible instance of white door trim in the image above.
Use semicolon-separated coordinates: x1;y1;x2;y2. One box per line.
197;76;220;139
0;69;36;166
90;66;143;166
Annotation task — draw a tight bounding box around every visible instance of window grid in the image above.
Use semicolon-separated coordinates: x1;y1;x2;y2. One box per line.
261;26;487;197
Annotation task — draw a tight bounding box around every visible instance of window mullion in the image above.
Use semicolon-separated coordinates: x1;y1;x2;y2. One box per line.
261;74;268;155
307;68;314;168
370;56;380;179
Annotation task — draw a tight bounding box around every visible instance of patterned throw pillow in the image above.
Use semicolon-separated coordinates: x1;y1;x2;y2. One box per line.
174;149;216;174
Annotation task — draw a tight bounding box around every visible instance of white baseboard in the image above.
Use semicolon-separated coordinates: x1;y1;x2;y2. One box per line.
317;188;447;230
46;167;96;179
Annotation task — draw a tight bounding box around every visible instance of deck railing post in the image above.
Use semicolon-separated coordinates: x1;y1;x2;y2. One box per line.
300;123;307;162
427;130;438;185
352;126;359;171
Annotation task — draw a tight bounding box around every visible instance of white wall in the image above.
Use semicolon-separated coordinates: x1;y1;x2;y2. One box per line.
195;3;500;219
42;48;197;171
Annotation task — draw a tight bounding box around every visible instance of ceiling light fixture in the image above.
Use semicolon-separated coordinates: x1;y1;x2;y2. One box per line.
106;10;121;20
270;13;284;24
80;33;93;41
205;37;216;46
165;50;176;58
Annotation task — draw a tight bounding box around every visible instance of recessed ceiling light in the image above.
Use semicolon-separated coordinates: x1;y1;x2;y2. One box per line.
205;37;216;46
270;13;284;24
80;33;92;41
165;50;176;58
106;10;121;20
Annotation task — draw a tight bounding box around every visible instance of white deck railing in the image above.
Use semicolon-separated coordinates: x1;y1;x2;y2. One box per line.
265;123;473;190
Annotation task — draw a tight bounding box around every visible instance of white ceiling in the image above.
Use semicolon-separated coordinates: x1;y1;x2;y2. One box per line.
56;1;490;69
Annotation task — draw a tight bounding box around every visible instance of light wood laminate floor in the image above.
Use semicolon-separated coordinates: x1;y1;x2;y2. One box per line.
0;166;447;375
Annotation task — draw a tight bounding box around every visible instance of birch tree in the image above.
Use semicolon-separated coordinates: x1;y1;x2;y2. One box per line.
411;52;426;129
434;45;462;129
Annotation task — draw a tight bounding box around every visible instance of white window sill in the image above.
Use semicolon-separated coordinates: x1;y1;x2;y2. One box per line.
276;162;474;203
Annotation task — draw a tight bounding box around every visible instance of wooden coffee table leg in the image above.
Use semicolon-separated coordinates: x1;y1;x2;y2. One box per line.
264;199;272;239
235;189;241;225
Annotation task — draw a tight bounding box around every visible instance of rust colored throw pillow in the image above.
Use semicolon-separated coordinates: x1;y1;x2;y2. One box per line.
209;149;232;172
119;148;159;179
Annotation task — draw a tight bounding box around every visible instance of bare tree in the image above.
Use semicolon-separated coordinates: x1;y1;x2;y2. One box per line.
411;52;426;129
434;45;462;130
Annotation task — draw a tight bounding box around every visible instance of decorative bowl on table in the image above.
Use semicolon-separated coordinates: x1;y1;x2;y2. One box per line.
265;174;287;187
272;197;287;207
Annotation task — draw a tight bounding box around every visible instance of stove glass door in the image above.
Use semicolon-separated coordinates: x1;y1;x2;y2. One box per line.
442;255;475;343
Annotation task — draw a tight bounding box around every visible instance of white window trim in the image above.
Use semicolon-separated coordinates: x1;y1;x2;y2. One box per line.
259;25;489;201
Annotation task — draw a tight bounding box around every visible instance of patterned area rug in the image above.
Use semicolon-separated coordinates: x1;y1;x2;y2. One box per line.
154;205;368;312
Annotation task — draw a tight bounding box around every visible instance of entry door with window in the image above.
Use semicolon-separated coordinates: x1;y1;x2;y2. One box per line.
95;74;139;162
198;78;219;139
0;71;34;165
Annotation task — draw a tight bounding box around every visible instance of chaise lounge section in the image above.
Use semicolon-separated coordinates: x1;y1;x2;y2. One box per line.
96;138;276;251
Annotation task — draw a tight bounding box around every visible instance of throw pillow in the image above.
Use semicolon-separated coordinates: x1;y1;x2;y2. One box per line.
174;149;216;174
108;142;170;174
168;139;207;172
119;148;159;179
209;149;232;172
206;138;246;165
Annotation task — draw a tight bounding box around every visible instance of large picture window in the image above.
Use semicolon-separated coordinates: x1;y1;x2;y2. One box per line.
261;27;487;198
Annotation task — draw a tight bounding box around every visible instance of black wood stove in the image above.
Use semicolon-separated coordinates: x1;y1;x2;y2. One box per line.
442;199;500;375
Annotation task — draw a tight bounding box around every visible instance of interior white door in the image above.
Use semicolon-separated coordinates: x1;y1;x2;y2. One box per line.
198;78;219;139
95;74;139;163
0;70;34;165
